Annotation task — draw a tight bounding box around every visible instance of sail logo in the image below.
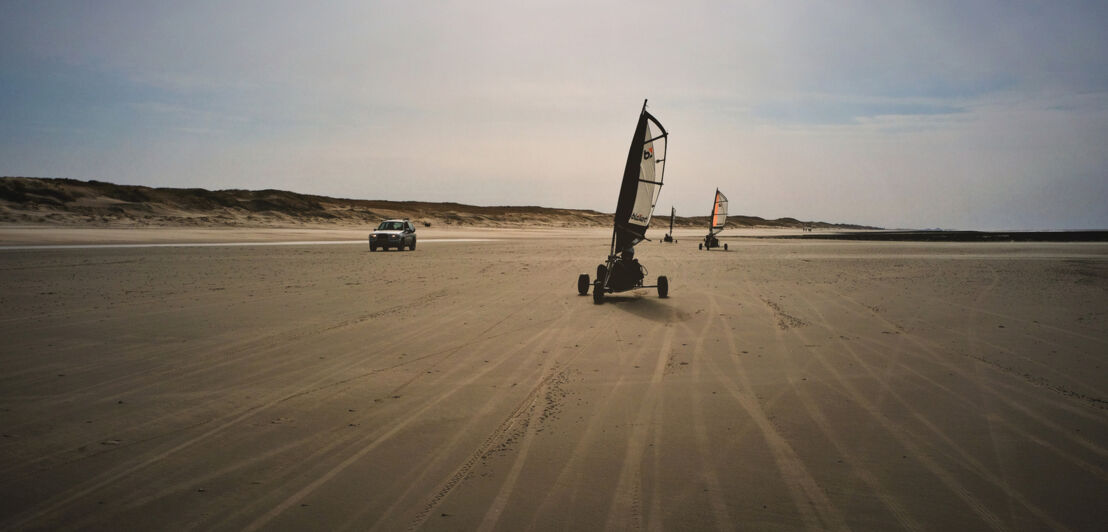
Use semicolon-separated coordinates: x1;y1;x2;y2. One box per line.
643;147;653;160
630;212;649;223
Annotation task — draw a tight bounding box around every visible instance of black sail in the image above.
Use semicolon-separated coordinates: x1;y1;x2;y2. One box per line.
613;101;668;252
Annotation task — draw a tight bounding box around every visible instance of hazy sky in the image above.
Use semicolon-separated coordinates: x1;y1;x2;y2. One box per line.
2;1;1106;229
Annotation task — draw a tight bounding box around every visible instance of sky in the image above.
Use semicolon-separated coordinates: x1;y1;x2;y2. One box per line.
1;0;1106;230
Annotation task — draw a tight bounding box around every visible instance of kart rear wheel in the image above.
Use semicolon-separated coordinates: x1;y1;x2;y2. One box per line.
657;276;668;298
577;274;589;295
724;243;728;251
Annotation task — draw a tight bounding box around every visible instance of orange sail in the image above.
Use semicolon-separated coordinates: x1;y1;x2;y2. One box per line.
710;189;728;235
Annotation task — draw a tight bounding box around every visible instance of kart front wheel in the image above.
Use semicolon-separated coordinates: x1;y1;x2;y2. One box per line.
577;274;589;295
593;265;607;304
657;276;668;298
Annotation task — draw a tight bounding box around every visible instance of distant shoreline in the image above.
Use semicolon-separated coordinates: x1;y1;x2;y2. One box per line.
764;230;1108;242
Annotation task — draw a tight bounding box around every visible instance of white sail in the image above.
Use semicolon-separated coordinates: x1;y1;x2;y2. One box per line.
628;122;666;228
615;102;668;251
711;189;728;234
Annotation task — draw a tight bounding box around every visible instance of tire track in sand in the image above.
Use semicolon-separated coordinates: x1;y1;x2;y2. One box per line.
675;294;737;531
359;299;592;531
4;285;538;529
524;320;670;530
782;283;1073;531
808;273;1108;459
129;301;581;528
402;365;571;531
602;325;675;530
236;289;564;531
694;290;850;532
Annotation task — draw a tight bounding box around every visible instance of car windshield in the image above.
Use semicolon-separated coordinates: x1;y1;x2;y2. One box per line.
377;221;405;231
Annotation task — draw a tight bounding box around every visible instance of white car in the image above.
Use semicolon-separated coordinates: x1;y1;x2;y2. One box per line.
369;219;417;251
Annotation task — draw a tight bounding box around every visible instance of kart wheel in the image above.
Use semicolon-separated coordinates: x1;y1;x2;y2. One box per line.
593;265;607;304
724;243;728;251
657;276;668;298
698;242;703;250
577;274;589;295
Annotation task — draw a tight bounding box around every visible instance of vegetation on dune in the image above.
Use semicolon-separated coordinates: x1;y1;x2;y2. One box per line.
0;176;877;229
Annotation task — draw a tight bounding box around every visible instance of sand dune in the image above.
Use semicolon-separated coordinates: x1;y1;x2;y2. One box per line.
0;177;875;231
0;229;1105;530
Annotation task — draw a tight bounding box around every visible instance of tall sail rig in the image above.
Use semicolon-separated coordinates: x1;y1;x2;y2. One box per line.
663;206;675;243
709;189;728;236
613;100;668;253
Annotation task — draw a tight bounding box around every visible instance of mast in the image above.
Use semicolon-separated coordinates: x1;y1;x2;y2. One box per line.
709;188;718;232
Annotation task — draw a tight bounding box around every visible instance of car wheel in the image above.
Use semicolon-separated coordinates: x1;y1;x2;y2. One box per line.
410;239;416;250
657;276;668;298
577;273;589;295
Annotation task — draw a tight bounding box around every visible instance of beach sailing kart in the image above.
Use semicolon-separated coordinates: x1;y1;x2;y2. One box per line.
662;206;676;243
577;100;670;304
699;189;728;251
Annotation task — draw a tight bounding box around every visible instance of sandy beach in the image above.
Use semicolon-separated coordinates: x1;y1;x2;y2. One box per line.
1;228;1105;530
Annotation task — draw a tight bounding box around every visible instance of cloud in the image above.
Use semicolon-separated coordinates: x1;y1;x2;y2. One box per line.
1;1;1106;229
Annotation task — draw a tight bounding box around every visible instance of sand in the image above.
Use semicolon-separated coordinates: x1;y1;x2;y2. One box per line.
0;228;1105;530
